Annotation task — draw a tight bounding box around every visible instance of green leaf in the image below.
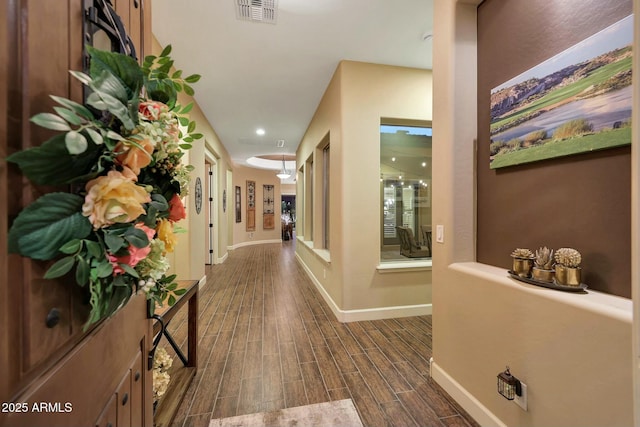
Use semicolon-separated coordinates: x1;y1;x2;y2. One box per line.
65;131;88;154
59;239;82;254
106;130;126;142
31;113;71;131
6;134;102;185
85;127;104;145
75;256;90;286
53;106;84;126
8;193;92;260
180;103;194;114
95;261;114;278
174;288;187;296
50;95;94;120
145;80;177;108
87;46;143;101
183;84;195;97
150;193;169;211
120;264;139;277
104;233;126;253
187;120;196;133
160;45;172;57
69;70;92;86
124;227;150;248
91;91;135;130
85;240;102;258
178;116;190;127
168;294;176;306
179;143;193;150
44;256;76;279
171;70;183;79
90;69;129;104
190;133;203;140
184;74;201;83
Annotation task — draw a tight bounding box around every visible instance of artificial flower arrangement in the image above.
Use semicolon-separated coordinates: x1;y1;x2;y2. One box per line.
7;45;202;328
152;347;173;402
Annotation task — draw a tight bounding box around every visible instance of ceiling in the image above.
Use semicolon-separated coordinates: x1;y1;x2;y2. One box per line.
151;0;433;175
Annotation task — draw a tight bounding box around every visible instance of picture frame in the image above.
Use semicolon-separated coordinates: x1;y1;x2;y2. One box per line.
235;186;241;223
246;180;256;231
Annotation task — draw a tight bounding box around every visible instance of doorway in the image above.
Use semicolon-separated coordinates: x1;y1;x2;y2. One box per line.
281;195;295;241
205;159;217;265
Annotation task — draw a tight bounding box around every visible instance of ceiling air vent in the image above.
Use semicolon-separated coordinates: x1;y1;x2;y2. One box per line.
235;0;278;24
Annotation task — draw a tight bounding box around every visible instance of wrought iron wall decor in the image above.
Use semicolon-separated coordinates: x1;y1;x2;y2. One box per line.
246;180;256;231
263;184;275;229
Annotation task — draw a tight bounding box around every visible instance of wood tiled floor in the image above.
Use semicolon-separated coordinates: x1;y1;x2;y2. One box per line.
159;241;479;427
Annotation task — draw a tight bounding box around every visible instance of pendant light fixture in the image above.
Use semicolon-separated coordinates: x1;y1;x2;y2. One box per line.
276;154;290;179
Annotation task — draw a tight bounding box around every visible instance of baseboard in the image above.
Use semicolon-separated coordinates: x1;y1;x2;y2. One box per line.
216;251;228;264
230;239;283;250
197;275;207;290
431;361;506;427
295;253;431;322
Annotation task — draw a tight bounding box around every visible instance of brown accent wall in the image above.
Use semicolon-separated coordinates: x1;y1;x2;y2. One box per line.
477;0;632;297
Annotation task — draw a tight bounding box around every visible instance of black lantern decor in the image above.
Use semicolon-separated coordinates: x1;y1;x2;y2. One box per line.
497;367;521;400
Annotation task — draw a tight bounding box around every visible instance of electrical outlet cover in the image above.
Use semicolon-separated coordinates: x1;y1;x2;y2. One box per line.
514;381;528;411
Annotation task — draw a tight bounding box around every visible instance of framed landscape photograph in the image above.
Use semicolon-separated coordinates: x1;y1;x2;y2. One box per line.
489;14;633;169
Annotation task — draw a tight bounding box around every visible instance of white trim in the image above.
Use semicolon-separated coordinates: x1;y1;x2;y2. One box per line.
229;239;283;250
197;275;207;290
297;236;332;264
431;361;506;427
216;252;228;264
376;260;432;273
295;252;431;322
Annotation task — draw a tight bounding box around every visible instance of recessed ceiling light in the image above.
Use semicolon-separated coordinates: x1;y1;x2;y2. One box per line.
256;128;265;136
422;162;427;167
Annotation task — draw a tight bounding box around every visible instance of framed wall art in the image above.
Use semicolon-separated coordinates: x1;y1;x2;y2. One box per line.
263;184;274;229
489;14;633;169
235;186;241;223
246;180;256;231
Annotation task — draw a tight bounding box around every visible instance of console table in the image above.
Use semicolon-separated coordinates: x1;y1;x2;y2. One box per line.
152;279;199;427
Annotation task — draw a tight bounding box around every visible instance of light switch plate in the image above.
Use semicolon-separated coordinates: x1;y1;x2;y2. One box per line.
436;225;444;243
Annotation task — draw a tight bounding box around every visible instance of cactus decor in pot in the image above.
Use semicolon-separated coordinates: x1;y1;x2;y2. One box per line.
510;248;534;278
532;246;555;282
554;247;582;286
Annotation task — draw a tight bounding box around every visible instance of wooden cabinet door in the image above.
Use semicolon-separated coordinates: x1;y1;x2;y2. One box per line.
95;395;117;427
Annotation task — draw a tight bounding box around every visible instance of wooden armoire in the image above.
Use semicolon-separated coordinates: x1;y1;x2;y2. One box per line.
1;1;154;426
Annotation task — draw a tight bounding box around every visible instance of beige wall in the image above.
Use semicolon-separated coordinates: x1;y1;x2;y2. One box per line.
296;60;433;321
152;38;234;282
431;1;635;426
232;165;283;247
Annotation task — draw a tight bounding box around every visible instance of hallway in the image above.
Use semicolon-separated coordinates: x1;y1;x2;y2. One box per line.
162;242;478;427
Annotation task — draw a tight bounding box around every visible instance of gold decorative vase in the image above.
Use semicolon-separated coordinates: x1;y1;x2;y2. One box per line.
512;257;533;278
531;267;555;283
555;265;581;286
